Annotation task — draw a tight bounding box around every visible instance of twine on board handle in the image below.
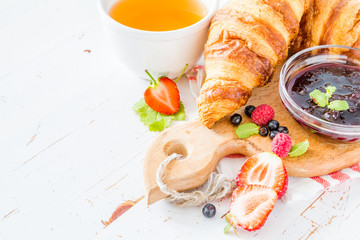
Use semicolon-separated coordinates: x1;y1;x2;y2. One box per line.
156;153;236;207
156;66;235;207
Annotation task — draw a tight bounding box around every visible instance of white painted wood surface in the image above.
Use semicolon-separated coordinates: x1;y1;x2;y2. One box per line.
1;1;359;239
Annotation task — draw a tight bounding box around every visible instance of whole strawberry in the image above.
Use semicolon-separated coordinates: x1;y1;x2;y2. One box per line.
251;104;274;125
271;133;292;158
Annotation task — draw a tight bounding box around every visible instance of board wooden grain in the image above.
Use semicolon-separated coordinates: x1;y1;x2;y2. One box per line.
143;67;360;205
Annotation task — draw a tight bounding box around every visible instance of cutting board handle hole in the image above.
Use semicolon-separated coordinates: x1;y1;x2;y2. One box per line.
163;140;188;157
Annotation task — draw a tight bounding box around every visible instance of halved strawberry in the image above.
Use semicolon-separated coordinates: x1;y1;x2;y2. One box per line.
144;75;180;115
225;185;277;232
236;152;288;199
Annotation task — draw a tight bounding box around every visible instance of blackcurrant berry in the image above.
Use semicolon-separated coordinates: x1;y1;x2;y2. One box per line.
268;120;279;131
244;105;256;118
259;126;269;137
269;130;280;140
230;114;242;126
278;126;289;134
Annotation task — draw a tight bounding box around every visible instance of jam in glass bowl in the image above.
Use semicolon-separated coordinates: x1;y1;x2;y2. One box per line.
279;45;360;142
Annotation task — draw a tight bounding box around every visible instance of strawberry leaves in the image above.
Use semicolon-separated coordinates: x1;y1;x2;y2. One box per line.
133;98;185;132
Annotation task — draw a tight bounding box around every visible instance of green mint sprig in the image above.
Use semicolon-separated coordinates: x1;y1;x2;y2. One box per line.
236;123;259;139
328;100;349;111
289;139;309;157
309;86;349;111
325;86;336;98
309;89;328;107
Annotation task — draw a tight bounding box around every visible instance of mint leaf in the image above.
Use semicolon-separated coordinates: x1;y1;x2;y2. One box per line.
309;86;346;110
325;86;337;98
328;100;349;111
236;123;259;139
309;89;328;107
289;139;309;157
133;98;185;132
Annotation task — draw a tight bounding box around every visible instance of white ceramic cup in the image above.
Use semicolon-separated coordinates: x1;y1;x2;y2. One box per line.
97;0;219;79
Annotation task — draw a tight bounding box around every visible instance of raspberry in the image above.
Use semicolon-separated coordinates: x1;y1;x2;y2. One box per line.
251;104;274;125
271;133;292;158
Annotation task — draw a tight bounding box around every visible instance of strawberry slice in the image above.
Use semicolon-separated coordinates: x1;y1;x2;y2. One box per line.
225;185;277;232
236;152;288;199
143;66;188;115
144;75;180;115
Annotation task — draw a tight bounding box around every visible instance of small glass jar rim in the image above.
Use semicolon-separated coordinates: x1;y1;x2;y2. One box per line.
279;44;360;132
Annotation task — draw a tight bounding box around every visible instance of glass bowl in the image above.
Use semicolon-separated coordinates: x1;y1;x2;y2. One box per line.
279;45;360;142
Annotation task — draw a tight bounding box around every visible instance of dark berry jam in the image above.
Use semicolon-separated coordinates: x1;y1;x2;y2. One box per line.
286;63;360;125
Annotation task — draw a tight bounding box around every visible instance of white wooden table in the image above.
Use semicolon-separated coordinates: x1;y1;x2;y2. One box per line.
1;1;360;239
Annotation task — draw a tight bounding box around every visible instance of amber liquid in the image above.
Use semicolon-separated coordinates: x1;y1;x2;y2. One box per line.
109;0;207;31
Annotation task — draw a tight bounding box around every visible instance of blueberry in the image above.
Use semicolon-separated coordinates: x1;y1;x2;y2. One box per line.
202;203;216;218
278;126;289;134
269;130;280;140
244;105;256;118
259;126;269;137
230;114;242;126
268;120;279;131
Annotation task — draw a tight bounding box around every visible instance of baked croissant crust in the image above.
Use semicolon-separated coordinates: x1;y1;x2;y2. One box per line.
293;0;360;52
198;0;360;128
198;0;307;128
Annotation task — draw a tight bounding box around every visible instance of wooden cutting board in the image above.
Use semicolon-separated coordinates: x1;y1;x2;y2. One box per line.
143;66;360;205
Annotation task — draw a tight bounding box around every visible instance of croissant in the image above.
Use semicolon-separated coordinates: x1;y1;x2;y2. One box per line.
293;0;360;52
197;0;308;128
197;0;360;128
